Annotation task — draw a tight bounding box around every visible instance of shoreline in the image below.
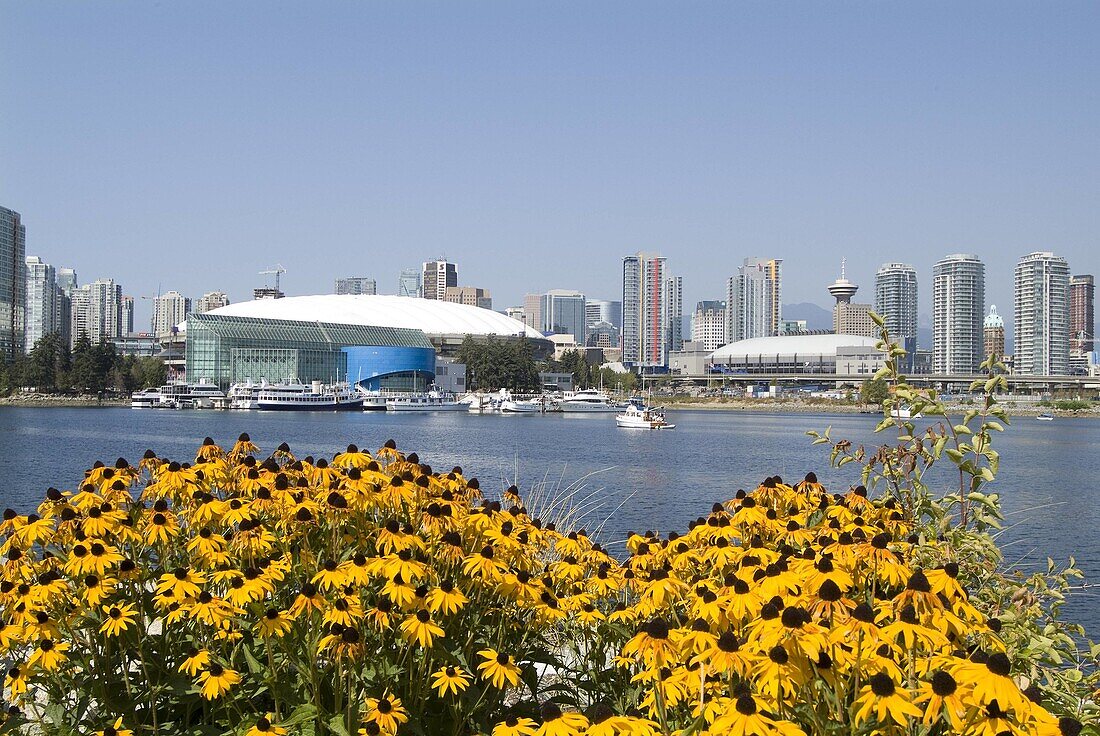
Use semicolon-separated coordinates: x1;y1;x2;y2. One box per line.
0;393;129;408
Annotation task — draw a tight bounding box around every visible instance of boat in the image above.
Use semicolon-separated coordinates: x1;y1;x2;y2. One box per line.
615;401;675;430
358;390;388;411
1036;413;1054;421
256;381;365;411
890;407;923;420
501;397;545;413
386;389;466;412
227;380;264;410
130;387;161;408
557;388;625;413
149;381;227;409
461;391;502;413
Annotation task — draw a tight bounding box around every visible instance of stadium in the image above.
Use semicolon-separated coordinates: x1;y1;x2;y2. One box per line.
183;295;551;390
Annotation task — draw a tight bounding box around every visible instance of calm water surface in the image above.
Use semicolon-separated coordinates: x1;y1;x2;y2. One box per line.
0;406;1097;633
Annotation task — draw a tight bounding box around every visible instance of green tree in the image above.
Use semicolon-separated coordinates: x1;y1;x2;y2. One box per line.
860;377;888;405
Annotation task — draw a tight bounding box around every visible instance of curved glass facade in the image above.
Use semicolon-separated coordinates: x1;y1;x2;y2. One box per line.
343;346;436;392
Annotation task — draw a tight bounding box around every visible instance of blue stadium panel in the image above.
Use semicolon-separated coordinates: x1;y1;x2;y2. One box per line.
343;345;437;391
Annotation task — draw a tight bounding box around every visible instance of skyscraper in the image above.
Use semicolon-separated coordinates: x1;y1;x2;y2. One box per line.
584;299;622;333
422;260;457;300
335;277;377;295
196;291;230;314
121;296;135;334
24;256;58;353
398;269;421;298
152;291;191;337
622;252;677;369
727;258;782;343
1014;251;1070;376
874;263;918;344
1070;275;1095;353
1;206;27;359
664;276;683;353
691;300;726;351
540;290;586;339
932;254;985;374
445;286;493;310
522;294;543;331
71;278;123;344
984;305;1005;359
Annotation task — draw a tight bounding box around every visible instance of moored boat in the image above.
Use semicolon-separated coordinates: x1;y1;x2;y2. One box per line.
558;388;625;413
257;381;364;411
615;401;675;430
386;390;465;412
130;388;161;408
1037;413;1054;421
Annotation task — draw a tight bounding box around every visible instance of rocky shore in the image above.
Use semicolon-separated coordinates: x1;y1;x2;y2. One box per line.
0;392;129;407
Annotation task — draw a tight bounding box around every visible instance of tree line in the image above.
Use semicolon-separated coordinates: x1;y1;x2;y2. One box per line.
455;338;636;393
0;332;167;396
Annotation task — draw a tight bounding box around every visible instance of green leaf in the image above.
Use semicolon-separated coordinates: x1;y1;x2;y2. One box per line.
328;716;352;736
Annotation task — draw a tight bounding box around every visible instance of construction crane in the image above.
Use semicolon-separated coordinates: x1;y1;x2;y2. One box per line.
259;264;287;295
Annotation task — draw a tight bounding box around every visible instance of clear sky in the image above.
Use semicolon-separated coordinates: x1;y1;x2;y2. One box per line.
2;2;1097;334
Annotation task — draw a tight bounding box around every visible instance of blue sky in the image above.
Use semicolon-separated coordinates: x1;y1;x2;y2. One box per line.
2;2;1097;332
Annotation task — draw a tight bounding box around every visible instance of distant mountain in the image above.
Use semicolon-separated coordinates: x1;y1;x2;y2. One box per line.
782;302;833;330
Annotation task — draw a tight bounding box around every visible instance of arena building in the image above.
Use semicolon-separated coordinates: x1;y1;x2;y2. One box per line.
183;295;550;390
708;334;884;376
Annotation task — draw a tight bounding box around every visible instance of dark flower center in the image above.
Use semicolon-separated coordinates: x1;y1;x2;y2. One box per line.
870;672;895;697
931;670;957;697
986;652;1011;677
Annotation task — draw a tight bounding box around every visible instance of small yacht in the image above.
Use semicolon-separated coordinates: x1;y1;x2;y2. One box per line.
227;380;264;410
149;381;226;409
1036;413;1055;421
500;396;544;413
557;388;624;413
359;390;388;411
615;401;675;430
130;387;161;408
890;406;923;420
257;381;365;411
386;389;465;412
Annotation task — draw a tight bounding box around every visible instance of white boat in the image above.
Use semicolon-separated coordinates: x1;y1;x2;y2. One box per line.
150;381;227;409
257;381;364;411
227;380;264;410
501;397;544;413
386;390;466;412
890;407;923;420
358;390;388;411
615;402;675;430
558;389;625;413
130;388;161;408
1037;413;1054;421
461;391;502;413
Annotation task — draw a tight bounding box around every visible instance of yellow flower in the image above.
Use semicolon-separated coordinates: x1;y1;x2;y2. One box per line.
100;602;138;637
535;703;588;736
425;580;468;615
196;662;241;699
4;664;28;699
178;648;210;677
492;716;538;736
430;665;471;697
477;648;522;690
27;638;68;671
399;610;444;648
363;692;408;733
94;717;134;736
852;672;923;727
257;608;292;638
245;714;288;736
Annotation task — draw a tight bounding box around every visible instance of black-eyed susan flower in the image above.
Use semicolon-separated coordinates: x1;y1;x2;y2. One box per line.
399;609;444;648
178;648;210;677
852;672;922;727
27;638;68;671
94;717;134;736
245;715;287;736
477;648;522;689
425;580;468;615
534;702;588;736
430;665;471;697
4;665;27;699
492;716;538;736
99;602;138;637
363;692;408;733
196;662;241;699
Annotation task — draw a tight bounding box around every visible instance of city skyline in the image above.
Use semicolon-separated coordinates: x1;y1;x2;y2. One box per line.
2;4;1098;332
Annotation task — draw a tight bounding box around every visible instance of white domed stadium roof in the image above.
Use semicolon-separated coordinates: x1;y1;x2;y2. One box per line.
711;334;879;361
187;295;543;339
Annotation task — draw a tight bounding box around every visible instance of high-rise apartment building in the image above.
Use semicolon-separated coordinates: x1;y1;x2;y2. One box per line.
1014;251;1070;376
1;206;27;359
422;260;457;301
152;291;191;337
398;269;421;298
504;306;525;323
121;296;135;334
335;277;377;295
726;257;782;343
932;254;985;374
664;276;684;353
540;290;586;339
984;305;1005;359
874;263;918;344
622;253;680;369
57;268;77;297
522;294;543;331
1070;275;1095;353
24;256;59;353
196;291;230;314
691;300;727;351
445;286;492;310
71;278;124;344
